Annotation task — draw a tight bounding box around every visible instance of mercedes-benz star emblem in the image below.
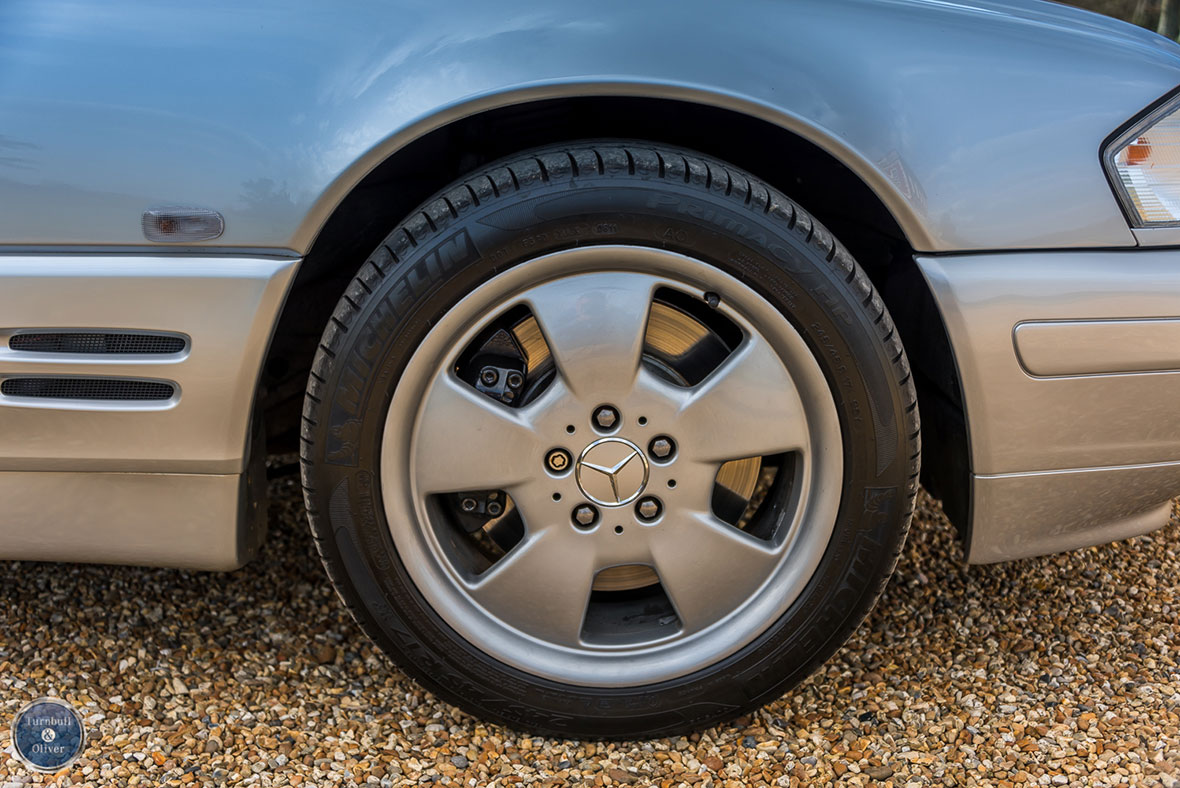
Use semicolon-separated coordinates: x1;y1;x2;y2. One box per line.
575;437;650;506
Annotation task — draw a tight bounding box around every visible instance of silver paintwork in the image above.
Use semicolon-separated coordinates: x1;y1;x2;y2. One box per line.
918;251;1180;475
0;471;248;569
971;462;1180;564
0;0;1179;571
2;0;1178;253
0;255;296;473
380;247;842;685
1014;319;1180;377
918;249;1180;562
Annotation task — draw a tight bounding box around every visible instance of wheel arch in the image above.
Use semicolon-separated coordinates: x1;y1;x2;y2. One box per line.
262;90;970;537
287;83;936;257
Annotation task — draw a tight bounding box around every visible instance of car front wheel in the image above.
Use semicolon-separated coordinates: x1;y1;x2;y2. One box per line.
301;141;919;738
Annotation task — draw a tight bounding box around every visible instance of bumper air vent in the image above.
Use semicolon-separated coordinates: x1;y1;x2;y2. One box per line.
9;332;186;355
1;378;176;401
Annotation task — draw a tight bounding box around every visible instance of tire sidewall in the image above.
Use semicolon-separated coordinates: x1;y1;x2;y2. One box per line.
307;167;911;737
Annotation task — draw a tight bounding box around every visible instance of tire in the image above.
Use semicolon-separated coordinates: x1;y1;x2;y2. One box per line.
301;140;919;738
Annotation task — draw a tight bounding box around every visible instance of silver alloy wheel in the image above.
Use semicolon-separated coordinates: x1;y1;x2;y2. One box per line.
380;246;842;687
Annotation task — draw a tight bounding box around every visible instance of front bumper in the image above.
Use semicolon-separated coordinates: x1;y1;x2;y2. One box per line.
919;250;1180;563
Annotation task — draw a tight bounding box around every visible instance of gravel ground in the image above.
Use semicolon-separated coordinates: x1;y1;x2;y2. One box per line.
1;464;1179;787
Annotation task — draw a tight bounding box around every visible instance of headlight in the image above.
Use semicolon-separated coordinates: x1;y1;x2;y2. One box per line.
1106;92;1180;227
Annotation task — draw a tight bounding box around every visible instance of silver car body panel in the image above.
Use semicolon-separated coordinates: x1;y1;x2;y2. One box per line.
0;255;297;473
0;255;294;569
918;250;1180;474
1;0;1179;255
918;250;1180;562
0;471;248;570
971;462;1180;564
1;0;1180;567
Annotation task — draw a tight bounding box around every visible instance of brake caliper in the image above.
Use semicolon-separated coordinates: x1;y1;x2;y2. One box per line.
463;328;527;405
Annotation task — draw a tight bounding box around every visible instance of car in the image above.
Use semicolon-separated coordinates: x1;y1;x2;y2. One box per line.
2;0;1178;738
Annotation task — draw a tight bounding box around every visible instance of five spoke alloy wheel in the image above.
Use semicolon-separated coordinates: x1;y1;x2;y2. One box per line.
382;249;842;686
301;141;919;737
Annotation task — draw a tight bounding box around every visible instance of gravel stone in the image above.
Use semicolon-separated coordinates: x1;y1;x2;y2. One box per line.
1;463;1179;786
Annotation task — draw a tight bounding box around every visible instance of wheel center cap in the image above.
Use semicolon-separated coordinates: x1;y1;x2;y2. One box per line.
575;437;650;507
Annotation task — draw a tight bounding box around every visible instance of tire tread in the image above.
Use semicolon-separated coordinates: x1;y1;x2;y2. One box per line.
301;139;921;738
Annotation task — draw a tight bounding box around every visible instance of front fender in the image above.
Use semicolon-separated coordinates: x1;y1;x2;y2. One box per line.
1;0;1177;252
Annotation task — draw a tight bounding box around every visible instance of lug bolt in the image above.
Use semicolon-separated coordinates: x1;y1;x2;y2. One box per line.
636;497;662;522
593;406;619;430
649;436;676;460
487;501;503;517
573;504;598;527
480;367;499;386
546;448;572;473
